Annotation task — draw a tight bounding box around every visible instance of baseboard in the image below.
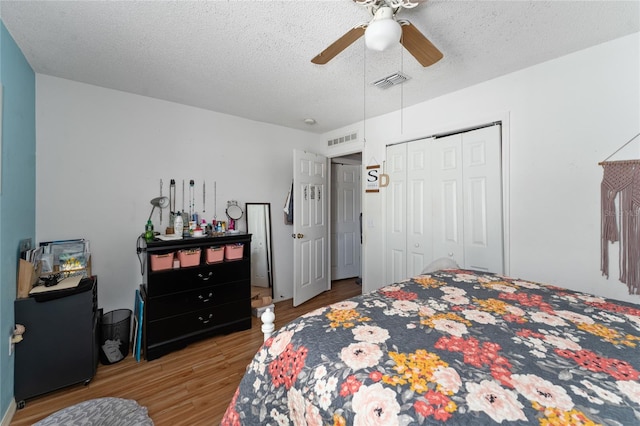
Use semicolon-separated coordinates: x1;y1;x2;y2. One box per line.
1;399;16;426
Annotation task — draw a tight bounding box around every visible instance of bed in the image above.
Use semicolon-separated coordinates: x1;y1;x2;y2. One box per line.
222;269;640;425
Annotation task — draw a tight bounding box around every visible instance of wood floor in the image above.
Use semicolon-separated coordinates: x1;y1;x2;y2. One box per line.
10;279;362;425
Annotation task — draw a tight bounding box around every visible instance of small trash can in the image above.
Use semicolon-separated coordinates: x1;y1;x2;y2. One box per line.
100;309;132;365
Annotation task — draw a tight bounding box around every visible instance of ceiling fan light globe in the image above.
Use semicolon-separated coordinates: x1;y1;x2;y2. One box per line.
365;18;402;51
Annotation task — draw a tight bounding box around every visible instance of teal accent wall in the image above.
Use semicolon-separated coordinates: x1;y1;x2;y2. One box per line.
0;21;36;417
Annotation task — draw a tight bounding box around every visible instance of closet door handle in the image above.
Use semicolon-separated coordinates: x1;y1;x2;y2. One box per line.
198;313;213;324
198;271;213;281
198;292;214;303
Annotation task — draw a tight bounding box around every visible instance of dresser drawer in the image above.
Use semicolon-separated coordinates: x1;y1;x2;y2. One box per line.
146;300;251;344
146;259;249;297
146;280;250;320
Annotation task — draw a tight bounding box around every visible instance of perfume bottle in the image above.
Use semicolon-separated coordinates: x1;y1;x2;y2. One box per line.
144;220;154;242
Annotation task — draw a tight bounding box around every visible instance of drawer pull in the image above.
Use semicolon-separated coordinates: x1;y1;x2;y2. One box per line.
198;292;214;303
198;313;214;324
198;271;214;281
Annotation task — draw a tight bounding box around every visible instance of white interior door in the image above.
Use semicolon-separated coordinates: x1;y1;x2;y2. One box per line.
293;149;329;306
331;164;361;280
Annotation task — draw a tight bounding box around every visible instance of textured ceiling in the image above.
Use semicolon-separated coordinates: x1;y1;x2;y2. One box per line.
2;1;639;134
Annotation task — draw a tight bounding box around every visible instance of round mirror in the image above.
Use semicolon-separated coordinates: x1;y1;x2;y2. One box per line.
226;204;243;220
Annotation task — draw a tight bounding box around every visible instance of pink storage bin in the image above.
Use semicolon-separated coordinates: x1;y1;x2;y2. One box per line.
150;253;174;271
225;243;244;261
206;246;224;263
177;248;201;267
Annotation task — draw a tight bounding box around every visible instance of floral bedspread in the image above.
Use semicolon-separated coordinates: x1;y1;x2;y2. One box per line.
222;270;640;425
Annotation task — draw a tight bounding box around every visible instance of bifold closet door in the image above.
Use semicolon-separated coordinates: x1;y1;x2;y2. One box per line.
406;139;433;277
431;134;465;267
461;125;503;272
431;126;503;272
385;138;434;283
385;125;503;281
386;143;408;284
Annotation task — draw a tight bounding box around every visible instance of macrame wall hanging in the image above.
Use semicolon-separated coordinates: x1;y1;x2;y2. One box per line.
600;132;640;295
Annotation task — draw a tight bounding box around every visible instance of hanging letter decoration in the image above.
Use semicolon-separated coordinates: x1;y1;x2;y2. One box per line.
366;164;381;193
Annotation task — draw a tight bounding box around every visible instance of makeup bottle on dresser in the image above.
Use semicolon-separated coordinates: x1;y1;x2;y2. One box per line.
174;212;184;237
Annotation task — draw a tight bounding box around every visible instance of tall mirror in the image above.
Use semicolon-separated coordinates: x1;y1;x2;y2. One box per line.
245;203;273;297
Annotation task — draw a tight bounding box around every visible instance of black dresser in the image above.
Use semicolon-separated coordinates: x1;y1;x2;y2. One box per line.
14;277;98;407
142;233;252;361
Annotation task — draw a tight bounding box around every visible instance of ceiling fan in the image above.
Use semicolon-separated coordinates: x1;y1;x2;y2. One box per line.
311;0;443;67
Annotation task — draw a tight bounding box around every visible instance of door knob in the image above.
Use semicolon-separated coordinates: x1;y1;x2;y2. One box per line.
297;233;304;238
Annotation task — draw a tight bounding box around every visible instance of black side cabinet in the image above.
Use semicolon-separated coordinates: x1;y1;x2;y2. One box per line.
14;277;98;407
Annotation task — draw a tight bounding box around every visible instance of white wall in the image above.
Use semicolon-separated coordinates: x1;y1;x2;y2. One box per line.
327;33;640;305
36;75;320;312
36;32;640;311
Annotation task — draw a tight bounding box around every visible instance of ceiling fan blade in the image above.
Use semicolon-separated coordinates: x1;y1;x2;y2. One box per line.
400;22;443;67
311;26;366;65
353;0;428;6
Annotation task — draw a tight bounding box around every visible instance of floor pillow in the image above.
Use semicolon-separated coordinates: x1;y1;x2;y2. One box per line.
34;397;154;426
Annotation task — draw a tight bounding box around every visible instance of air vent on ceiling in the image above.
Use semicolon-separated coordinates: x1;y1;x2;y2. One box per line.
371;71;411;90
327;131;358;147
